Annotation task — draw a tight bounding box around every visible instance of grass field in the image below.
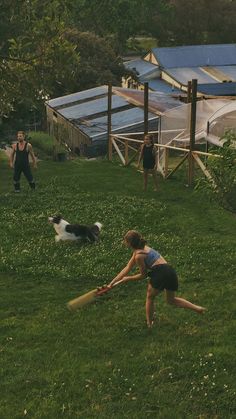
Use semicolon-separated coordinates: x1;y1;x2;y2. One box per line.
0;153;235;418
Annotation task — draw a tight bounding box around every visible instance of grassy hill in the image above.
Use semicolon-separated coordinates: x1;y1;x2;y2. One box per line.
0;154;235;418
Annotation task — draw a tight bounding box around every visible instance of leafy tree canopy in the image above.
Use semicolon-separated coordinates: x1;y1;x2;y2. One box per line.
0;0;125;127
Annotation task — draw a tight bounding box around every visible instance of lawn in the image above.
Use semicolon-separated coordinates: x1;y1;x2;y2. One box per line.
0;153;235;418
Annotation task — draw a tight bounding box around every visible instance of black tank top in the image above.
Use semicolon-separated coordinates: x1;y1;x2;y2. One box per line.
15;142;29;166
143;144;155;167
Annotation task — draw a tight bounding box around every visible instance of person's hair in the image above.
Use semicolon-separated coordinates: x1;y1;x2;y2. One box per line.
124;230;147;249
144;134;154;145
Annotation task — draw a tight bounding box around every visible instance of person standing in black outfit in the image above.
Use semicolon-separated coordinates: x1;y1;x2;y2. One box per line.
9;131;37;192
137;134;158;191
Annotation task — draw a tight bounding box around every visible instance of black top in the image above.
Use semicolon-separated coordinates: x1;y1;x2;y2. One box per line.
143;144;156;169
15;142;29;166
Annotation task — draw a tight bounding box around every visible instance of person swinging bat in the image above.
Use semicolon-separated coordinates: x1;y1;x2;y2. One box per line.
67;230;206;328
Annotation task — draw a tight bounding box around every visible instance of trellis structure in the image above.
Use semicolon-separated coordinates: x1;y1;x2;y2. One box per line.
108;80;224;186
108;132;220;187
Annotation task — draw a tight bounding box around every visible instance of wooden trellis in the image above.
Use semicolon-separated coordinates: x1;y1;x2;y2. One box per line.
108;133;220;187
107;79;221;186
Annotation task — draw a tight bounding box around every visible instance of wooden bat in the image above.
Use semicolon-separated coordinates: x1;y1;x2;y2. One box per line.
67;279;124;312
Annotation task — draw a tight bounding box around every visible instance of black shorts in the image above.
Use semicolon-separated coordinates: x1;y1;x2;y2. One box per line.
148;264;178;291
143;162;155;170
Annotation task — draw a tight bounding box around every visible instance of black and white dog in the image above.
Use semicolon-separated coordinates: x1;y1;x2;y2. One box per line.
48;215;102;243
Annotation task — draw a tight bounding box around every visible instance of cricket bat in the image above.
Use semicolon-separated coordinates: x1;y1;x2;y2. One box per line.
67;279;124;312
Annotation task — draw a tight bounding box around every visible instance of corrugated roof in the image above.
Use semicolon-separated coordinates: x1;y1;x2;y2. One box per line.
145;78;182;94
113;87;182;114
214;66;236;81
76;107;157;141
59;95;129;120
198;82;236;96
164;67;217;85
151;44;236;69
47;79;180;151
47;86;178;143
124;58;159;78
46;86;107;109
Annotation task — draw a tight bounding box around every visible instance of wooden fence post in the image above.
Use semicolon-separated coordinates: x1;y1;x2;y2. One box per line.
144;82;149;135
125;140;128;165
108;82;112;160
188;79;197;186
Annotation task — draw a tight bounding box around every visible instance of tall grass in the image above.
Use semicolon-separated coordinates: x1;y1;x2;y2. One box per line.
0;155;235;418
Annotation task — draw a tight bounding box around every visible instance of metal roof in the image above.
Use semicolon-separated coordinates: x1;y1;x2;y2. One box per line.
198;82;236;96
164;67;217;85
124;58;159;78
76;107;158;142
46;86;108;109
47;86;179;143
59;95;129;120
145;78;184;94
151;44;236;69
214;66;236;81
113;87;182;114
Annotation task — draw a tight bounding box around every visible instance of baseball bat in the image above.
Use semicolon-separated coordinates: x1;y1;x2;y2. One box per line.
67;279;124;312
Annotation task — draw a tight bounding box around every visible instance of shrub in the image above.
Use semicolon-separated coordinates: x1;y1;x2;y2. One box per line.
28;131;67;159
196;131;236;213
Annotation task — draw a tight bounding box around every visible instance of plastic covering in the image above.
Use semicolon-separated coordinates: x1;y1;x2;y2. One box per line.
113;87;236;171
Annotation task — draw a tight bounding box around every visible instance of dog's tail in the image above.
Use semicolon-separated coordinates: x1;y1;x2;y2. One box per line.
94;222;102;231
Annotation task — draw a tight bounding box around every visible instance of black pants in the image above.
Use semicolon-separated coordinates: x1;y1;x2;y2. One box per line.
13;164;35;190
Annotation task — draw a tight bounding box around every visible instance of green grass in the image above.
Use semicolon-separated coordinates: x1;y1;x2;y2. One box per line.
0;153;236;418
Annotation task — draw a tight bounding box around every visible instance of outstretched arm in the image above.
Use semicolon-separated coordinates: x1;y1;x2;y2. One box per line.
109;254;136;287
109;254;146;287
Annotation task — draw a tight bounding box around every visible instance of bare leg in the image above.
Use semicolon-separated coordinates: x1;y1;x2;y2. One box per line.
165;290;206;313
143;169;148;191
146;283;159;327
151;169;158;191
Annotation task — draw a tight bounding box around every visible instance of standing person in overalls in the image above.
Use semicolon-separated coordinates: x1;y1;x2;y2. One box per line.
137;134;158;192
9;131;37;192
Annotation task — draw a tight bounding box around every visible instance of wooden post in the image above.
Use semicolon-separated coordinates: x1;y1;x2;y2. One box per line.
125;139;128;165
188;79;197;186
108;82;112;160
164;147;169;178
144;82;149;135
187;80;192;103
157;116;161;170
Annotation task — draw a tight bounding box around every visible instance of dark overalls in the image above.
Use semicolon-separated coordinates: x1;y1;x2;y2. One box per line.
13;142;35;191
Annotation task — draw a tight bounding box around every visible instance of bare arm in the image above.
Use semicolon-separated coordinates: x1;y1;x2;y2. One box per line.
9;146;16;168
109;254;137;287
28;143;37;168
109;254;147;287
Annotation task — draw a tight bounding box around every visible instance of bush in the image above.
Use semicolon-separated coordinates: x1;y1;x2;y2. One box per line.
196;131;236;213
27;131;67;159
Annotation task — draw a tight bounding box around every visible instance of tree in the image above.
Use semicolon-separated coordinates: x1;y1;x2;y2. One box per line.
160;0;236;46
0;0;80;120
72;0;145;51
64;30;125;89
0;0;125;131
196;131;236;213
